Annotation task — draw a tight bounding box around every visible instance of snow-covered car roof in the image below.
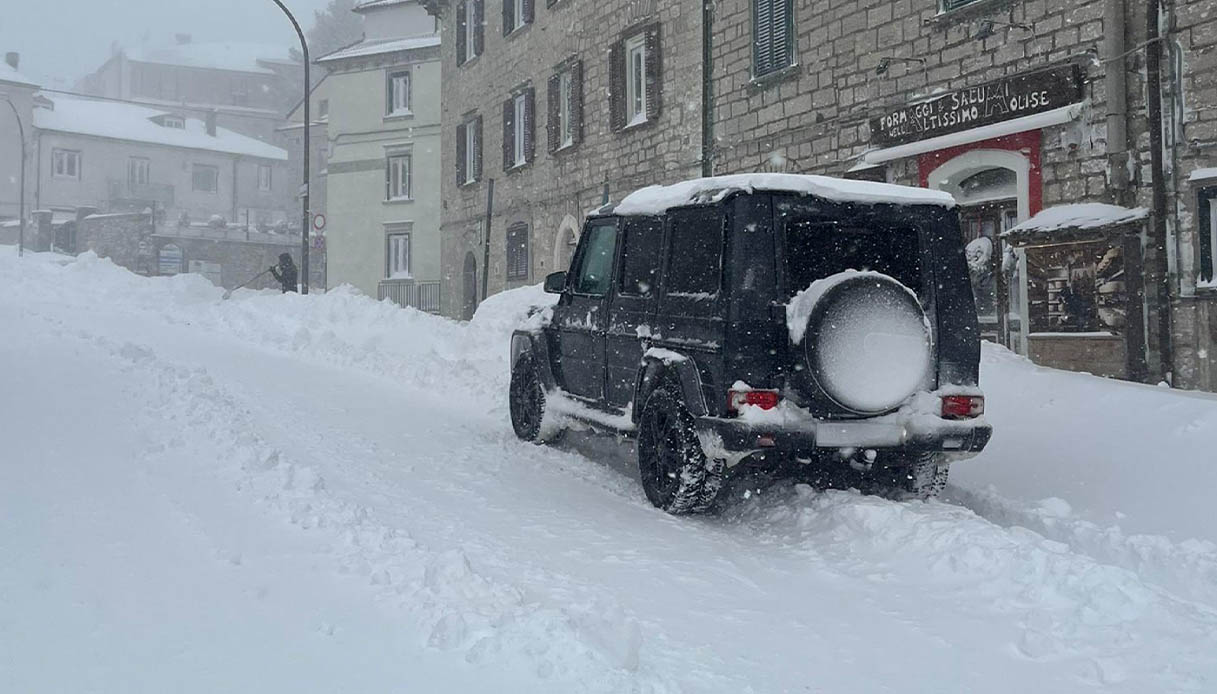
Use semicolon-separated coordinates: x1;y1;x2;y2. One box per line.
611;173;956;216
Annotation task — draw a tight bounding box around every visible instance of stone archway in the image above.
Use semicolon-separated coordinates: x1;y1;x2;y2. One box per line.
461;251;478;321
552;214;580;272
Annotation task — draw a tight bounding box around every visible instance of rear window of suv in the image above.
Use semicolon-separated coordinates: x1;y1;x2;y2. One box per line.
783;219;922;297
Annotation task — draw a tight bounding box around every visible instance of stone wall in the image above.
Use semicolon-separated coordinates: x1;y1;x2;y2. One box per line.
437;0;705;318
76;212;326;291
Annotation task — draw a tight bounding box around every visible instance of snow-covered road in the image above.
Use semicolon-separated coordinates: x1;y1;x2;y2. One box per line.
3;249;1216;693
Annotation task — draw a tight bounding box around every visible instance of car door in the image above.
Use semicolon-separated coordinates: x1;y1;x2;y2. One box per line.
549;218;619;401
605;216;663;408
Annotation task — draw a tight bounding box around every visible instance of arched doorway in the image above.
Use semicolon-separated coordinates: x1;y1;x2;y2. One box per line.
461;251;478;321
552;214;580;272
928;149;1031;353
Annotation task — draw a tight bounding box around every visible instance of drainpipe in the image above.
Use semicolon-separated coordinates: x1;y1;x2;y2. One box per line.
1145;0;1173;383
700;0;715;177
1104;0;1129;201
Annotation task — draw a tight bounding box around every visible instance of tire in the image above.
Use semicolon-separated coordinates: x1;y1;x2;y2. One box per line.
509;354;552;443
861;452;949;501
636;387;724;515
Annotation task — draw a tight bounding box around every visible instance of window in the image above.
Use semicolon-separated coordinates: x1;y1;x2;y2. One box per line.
1200;187;1217;285
388;71;411;115
457;0;484;65
128;157;150;186
783;219;922;300
502;88;534;171
386;153;411;200
618;217;663;296
318;99;329;119
192;164;219;193
609;25;660;131
666;208;723;296
163;116;185;129
52;149;81;179
503;0;532;36
626;35;646;125
753;0;794;78
456;115;482;185
547;61;583;152
506;222;530;280
257;164;272;192
572;222;618;295
386;230;411;279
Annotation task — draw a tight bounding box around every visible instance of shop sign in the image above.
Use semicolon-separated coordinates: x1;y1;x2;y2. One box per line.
869;64;1084;148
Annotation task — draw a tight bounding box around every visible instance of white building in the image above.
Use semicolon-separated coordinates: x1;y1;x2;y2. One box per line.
314;0;442;310
33;94;288;230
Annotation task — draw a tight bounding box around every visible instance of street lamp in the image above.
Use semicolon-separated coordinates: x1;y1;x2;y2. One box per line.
1;94;25;257
271;0;310;294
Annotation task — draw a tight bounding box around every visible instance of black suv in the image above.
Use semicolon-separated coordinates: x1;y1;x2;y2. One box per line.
510;174;992;514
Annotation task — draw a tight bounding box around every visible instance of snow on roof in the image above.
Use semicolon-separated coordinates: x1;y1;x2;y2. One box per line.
1188;167;1217;182
316;35;441;63
0;61;38;87
1002;203;1148;237
125;42;293;74
34;94;287;161
612;173;956;215
354;0;416;10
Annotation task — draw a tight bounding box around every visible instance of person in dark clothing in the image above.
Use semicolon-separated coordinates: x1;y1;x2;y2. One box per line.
269;253;298;293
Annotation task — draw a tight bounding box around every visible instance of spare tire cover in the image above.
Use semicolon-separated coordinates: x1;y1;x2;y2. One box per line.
799;273;932;414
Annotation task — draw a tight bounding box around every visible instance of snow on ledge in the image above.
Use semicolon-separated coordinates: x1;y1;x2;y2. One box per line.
1188;167;1217;183
1002;203;1148;237
613;173;955;216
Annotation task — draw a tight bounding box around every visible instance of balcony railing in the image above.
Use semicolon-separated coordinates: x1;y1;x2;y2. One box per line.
378;278;441;313
108;179;175;208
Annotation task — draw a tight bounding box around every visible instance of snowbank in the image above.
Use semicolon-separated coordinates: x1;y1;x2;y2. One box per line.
613;173;955;215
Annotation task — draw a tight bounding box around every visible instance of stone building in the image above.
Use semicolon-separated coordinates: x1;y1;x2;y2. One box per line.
315;0;445;311
431;0;707;319
433;0;1217;391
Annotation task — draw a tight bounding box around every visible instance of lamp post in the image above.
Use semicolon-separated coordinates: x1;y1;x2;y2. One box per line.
271;0;310;294
1;95;25;257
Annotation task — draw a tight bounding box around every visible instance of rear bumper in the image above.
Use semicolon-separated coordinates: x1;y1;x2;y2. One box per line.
698;413;992;462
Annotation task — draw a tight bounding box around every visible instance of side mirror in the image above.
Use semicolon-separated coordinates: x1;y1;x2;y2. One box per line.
543;271;567;294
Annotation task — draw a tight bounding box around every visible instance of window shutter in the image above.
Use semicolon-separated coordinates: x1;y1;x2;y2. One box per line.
473;0;485;56
547;73;560;153
473;115;483;180
502;98;514;171
456;122;467;184
456;0;467;64
754;0;772;75
386;157;393;199
609;40;626;132
571;60;583;145
644;24;662;122
524;87;535;163
503;0;514;36
522;0;534;25
773;0;792;72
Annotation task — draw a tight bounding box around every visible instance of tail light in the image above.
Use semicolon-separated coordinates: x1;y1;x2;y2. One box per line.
728;389;780;414
941;395;984;419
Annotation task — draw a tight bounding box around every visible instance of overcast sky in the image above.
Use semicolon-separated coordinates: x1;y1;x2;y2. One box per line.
0;0;335;89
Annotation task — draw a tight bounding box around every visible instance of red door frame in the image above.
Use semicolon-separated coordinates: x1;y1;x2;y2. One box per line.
916;130;1044;216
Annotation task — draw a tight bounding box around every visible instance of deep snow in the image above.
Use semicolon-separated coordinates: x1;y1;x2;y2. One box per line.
3;247;1217;693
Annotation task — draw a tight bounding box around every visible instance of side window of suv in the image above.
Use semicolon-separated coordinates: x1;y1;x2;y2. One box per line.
572;221;618;295
665;208;723;296
618;217;663;296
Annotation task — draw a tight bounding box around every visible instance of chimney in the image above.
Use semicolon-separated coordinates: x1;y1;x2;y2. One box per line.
175;33;192;45
205;110;217;137
4;52;17;70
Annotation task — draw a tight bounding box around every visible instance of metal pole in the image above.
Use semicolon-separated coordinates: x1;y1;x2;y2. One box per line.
481;178;494;301
1145;0;1172;382
2;97;25;257
272;0;310;294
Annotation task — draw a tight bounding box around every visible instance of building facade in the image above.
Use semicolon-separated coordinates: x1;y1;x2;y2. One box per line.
0;52;38;239
315;0;444;309
435;0;1217;392
32;94;289;235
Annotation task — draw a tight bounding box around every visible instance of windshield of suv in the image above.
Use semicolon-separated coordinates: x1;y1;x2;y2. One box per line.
783;219;922;297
